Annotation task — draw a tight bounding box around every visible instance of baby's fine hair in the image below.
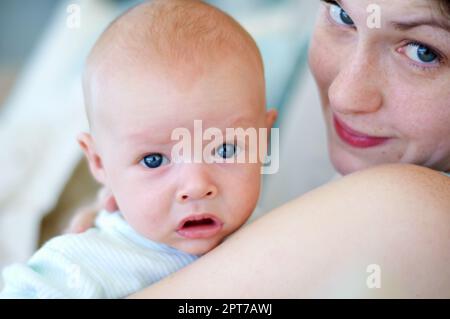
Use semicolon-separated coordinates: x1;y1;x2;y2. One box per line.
82;0;264;128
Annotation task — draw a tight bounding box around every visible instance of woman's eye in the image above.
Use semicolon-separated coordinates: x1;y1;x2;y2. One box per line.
216;143;239;159
404;42;439;65
140;153;169;169
329;3;354;26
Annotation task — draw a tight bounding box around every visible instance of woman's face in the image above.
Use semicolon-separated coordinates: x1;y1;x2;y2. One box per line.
309;0;450;175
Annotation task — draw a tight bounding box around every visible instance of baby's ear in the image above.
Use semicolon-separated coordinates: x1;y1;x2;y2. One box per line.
265;108;278;129
77;132;106;185
265;108;278;144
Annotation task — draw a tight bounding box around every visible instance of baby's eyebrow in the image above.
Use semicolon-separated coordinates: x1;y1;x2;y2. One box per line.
123;116;258;143
124;130;174;145
222;115;258;128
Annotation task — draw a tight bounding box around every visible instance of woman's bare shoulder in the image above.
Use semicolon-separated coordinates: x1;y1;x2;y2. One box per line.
355;163;450;182
342;164;450;209
128;163;450;298
349;164;450;198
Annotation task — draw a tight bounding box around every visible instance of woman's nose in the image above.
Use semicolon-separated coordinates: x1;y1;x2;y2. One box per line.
175;164;218;203
328;52;383;115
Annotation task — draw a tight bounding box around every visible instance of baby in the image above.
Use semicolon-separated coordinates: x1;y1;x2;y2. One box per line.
0;0;277;298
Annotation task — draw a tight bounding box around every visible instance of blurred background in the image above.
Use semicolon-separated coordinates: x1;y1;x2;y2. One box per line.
0;0;335;280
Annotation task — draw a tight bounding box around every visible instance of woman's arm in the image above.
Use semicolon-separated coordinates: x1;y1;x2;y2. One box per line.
129;164;450;298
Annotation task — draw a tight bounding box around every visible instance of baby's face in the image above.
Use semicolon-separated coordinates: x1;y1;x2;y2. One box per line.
84;57;272;255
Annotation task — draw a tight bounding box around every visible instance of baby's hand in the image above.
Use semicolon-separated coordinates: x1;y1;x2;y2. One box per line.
65;188;117;233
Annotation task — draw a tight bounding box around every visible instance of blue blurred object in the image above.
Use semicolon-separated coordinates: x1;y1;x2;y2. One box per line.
0;0;59;68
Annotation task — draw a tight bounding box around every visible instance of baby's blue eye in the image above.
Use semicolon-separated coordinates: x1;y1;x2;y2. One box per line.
216;143;238;159
329;3;354;26
140;153;169;169
404;43;439;64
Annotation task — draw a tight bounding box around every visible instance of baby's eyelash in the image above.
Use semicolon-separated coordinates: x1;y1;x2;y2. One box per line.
321;0;339;6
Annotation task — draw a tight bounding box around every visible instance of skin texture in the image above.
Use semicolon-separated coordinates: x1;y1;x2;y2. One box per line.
78;0;277;256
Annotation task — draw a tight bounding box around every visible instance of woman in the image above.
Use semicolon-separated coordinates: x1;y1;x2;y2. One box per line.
71;0;450;297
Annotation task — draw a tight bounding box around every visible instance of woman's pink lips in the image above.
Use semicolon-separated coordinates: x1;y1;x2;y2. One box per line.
176;214;223;239
333;115;390;148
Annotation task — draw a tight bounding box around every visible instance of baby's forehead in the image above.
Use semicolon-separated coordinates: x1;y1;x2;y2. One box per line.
97;95;265;139
89;51;264;120
85;39;262;123
115;117;268;147
114;102;263;129
84;0;265;133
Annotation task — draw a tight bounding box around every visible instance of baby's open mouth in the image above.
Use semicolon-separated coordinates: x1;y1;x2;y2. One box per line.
183;218;215;227
176;214;223;239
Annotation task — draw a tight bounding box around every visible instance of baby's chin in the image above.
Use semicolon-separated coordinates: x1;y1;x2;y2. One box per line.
174;237;224;256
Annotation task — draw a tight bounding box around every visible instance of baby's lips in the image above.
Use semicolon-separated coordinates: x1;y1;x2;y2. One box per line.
176;213;224;239
176;213;223;231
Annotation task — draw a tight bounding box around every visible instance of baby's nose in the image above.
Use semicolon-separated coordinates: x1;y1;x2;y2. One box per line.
175;165;218;203
176;187;217;203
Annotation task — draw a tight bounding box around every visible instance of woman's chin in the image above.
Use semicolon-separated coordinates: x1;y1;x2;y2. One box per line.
328;143;379;176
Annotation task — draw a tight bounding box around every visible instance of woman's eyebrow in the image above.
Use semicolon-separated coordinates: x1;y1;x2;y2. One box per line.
390;18;450;33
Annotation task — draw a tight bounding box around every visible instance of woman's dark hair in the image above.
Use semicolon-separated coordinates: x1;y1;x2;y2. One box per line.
437;0;450;19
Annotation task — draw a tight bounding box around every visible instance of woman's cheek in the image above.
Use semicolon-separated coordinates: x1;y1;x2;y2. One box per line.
309;29;339;100
392;81;450;138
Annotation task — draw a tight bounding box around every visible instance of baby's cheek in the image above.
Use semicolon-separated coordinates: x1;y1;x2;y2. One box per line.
119;191;169;238
231;166;261;208
122;212;167;243
114;181;163;216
